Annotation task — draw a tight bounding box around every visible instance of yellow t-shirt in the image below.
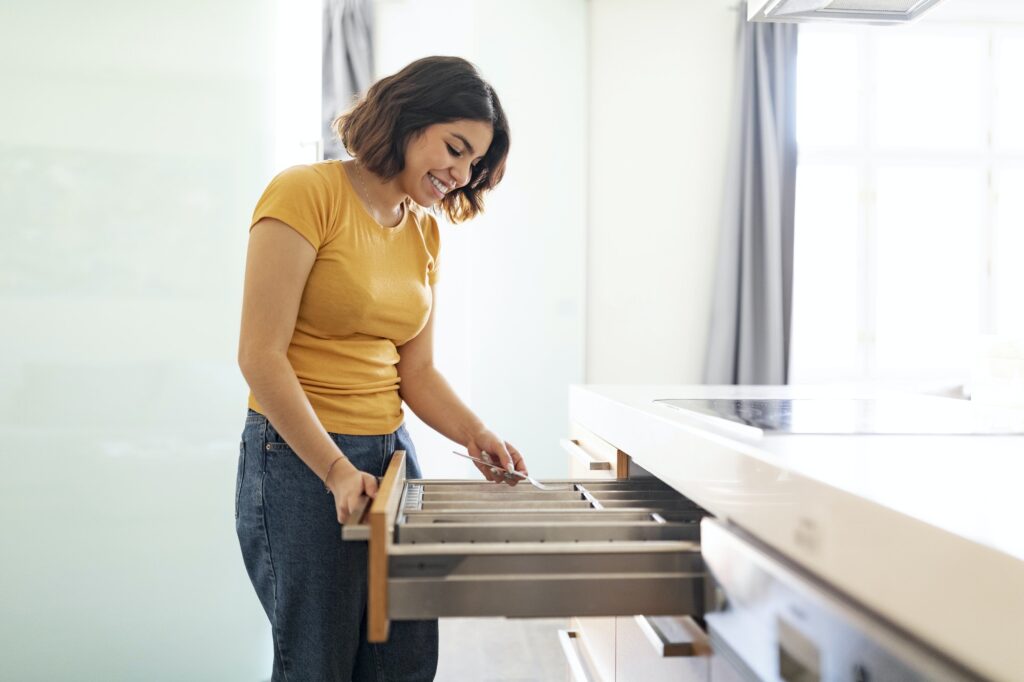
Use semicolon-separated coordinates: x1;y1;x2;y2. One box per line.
247;161;440;435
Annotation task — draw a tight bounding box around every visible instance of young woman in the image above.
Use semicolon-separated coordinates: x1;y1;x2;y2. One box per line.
234;56;526;681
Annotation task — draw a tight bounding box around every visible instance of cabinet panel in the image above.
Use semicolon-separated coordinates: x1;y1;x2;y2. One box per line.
571;617;616;682
709;653;747;682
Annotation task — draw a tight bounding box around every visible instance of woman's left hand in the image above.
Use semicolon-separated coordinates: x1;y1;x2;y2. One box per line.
466;429;528;485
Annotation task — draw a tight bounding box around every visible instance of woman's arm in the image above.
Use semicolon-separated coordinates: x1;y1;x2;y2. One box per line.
397;288;528;482
238;218;377;520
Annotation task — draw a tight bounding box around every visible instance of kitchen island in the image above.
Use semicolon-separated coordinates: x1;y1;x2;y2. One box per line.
568;385;1024;682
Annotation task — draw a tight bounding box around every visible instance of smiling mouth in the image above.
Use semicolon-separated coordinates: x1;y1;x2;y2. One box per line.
428;173;450;198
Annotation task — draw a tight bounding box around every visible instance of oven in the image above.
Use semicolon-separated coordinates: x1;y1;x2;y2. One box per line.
701;518;985;682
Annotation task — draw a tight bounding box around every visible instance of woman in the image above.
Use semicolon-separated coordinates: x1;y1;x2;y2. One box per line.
234;56;526;681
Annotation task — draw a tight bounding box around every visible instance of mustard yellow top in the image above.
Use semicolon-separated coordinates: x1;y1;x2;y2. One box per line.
247;161;440;435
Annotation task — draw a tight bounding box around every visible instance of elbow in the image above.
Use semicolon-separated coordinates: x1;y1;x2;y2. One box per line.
238;346;283;382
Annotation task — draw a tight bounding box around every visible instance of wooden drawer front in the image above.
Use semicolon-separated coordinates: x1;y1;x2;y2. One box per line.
343;452;711;642
566;422;630;480
571;617;615;682
616;615;710;682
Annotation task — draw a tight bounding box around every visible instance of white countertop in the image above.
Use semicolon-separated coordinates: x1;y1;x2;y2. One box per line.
569;384;1024;682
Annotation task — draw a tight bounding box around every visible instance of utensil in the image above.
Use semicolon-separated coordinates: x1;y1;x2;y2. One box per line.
450;450;561;491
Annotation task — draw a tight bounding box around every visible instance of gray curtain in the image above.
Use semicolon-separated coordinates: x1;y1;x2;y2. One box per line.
703;9;799;385
322;0;374;160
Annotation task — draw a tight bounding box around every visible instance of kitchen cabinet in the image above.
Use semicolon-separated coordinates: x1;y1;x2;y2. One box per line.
567;385;1023;681
563;428;713;682
565;422;629;681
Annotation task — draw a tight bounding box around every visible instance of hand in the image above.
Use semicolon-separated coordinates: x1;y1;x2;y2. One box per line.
466;428;527;486
326;458;378;523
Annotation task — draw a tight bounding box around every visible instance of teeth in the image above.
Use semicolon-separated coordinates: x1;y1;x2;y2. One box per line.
429;174;448;195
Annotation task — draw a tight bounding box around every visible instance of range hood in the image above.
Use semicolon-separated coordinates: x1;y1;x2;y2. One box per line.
748;0;947;24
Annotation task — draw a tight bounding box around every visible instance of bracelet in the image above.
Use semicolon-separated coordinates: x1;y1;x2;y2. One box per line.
324;456;345;492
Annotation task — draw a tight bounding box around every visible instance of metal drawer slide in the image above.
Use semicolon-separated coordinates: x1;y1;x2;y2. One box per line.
343;452;711;642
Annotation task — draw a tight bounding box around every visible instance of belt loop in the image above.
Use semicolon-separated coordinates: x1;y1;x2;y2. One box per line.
260;418;269;468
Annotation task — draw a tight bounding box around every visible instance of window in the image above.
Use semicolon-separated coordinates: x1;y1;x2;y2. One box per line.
790;21;1024;386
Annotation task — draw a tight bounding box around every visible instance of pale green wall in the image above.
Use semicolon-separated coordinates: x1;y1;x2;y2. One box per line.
0;1;275;679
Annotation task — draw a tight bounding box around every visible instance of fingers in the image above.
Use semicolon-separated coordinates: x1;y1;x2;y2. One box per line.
476;454;505;483
487;443;514;472
363;472;378;499
485;448;521;487
506;441;528;475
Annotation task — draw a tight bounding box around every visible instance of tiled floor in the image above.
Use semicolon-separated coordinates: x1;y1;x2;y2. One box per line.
436;618;568;681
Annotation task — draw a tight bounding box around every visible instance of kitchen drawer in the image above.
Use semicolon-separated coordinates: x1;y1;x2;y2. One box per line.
344;451;711;642
615;614;711;682
564;422;631;480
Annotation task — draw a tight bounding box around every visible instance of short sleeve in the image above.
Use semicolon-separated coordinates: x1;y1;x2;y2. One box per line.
250;165;336;250
424;213;441;285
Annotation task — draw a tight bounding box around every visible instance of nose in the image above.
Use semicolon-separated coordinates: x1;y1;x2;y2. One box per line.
451;161;472;188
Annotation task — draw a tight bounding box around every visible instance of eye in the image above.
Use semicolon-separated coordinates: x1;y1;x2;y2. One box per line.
446;143;463;158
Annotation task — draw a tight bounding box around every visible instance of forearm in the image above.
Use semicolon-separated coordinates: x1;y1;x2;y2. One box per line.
239;352;351;480
398;366;486;447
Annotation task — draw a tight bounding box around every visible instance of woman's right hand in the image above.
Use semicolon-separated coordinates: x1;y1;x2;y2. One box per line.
326;459;378;524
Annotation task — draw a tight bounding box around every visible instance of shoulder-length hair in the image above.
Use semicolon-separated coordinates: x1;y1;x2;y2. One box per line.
333;56;510;224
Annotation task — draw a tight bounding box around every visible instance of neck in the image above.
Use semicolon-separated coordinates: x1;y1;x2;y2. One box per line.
351;161;405;219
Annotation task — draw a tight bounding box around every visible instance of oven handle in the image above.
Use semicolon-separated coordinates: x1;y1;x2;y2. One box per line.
635;615;712;658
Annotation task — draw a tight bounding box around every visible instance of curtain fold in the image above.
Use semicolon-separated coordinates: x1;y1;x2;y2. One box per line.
704;8;799;385
322;0;374;160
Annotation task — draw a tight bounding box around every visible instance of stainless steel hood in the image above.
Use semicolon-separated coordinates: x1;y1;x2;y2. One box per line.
748;0;947;24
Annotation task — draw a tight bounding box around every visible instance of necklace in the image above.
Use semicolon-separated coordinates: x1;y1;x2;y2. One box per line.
351;162;403;227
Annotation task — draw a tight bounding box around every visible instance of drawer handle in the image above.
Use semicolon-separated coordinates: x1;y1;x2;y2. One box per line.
560;438;612;471
634;615;711;658
557;630;595;682
367;450;408;644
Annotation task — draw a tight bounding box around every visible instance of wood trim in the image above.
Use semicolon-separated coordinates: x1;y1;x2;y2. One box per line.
561;438;614;471
616;450;630;480
367;450;407;643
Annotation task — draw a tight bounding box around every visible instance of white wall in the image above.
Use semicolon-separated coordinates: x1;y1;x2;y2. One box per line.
587;0;739;383
375;0;588;480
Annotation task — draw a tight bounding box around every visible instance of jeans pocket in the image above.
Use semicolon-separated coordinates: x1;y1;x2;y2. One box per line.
234;440;246;519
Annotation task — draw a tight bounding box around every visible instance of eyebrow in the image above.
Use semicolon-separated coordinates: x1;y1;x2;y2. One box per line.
452;133;476;156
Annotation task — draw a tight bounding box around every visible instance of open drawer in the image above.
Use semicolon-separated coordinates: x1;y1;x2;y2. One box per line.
343;451;712;642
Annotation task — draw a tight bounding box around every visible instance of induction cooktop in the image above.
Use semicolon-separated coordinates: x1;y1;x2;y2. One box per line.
653;398;1024;435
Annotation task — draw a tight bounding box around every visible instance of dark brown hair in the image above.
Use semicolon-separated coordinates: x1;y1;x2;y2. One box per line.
333;56;510;223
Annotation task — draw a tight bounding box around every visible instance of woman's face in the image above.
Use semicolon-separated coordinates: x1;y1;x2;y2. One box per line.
399;120;494;207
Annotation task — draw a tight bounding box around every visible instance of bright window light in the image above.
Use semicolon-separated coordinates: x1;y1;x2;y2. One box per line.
790;21;1024;387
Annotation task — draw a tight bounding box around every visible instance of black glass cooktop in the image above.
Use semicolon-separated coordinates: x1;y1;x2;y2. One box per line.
654;398;1024;435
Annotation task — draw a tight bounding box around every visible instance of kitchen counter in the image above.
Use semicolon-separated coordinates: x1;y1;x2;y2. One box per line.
569;384;1024;682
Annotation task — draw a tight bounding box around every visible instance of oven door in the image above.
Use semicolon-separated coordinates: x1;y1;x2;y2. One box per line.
701;519;984;682
342;451;712;642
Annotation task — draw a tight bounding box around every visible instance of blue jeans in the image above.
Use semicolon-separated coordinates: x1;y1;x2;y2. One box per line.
235;409;438;681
